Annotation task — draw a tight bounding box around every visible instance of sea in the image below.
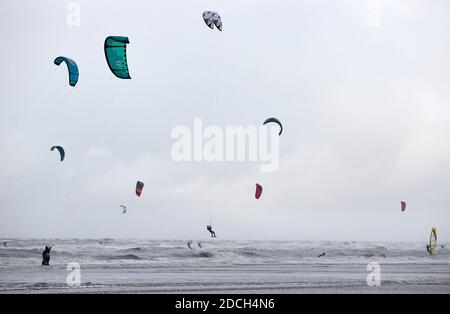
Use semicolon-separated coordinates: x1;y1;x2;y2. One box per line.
1;239;449;293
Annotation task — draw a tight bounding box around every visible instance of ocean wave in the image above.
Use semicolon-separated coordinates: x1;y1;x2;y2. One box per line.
95;254;142;261
1;239;449;268
117;247;144;253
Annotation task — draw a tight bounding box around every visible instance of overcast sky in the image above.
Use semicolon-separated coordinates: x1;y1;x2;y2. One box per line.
1;0;449;242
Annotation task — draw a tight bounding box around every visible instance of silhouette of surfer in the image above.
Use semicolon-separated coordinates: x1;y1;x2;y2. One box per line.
187;241;194;250
206;225;217;238
41;245;52;266
318;252;326;258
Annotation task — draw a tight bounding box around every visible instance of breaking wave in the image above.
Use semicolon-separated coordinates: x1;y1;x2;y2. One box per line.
1;239;449;268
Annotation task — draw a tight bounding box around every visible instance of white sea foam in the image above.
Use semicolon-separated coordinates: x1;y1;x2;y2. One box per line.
1;239;449;293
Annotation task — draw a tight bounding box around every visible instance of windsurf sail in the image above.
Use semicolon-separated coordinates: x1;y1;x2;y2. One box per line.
429;227;438;255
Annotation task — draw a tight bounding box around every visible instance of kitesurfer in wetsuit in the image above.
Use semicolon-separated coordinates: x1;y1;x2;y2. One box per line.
207;225;217;238
187;241;194;250
42;245;52;266
426;244;432;255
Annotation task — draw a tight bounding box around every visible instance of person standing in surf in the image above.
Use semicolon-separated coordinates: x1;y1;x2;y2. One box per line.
41;245;52;266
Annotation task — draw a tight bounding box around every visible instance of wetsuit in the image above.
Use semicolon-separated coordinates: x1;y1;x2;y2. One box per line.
207;225;217;238
42;246;52;266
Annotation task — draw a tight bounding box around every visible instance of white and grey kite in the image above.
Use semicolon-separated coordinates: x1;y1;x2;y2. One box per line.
203;11;222;31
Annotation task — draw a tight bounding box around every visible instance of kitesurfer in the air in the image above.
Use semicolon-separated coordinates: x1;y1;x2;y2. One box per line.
41;245;52;266
207;225;217;238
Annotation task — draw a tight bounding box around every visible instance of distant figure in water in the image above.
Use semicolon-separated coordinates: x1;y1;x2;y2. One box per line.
3;241;7;247
426;244;432;255
318;252;326;258
41;245;52;266
187;241;194;250
206;225;217;238
197;242;203;248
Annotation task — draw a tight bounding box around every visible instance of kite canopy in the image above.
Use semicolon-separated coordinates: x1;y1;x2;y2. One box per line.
203;11;222;31
50;146;65;161
120;205;127;214
135;181;144;197
255;183;263;199
54;56;79;86
104;36;131;79
263;117;283;136
401;201;406;212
